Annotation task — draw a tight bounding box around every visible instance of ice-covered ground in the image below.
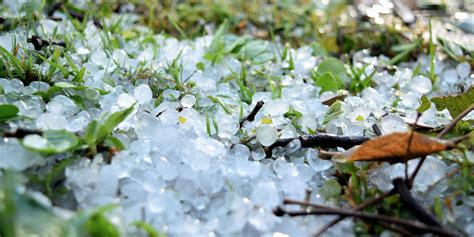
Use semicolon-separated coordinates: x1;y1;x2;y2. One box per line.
1;3;473;237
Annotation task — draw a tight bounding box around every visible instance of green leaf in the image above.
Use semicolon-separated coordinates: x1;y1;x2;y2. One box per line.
22;130;79;154
323;100;344;125
417;95;431;113
320;179;342;199
103;104;136;132
431;87;474;117
131;221;165;237
314;72;343;93
65;204;119;237
104;136;125;150
434;197;443;220
84;120;109;145
0;172;67;237
0;104;19;121
207;96;231;114
316;58;348;83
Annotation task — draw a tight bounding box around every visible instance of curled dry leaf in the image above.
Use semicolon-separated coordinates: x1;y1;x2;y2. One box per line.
333;132;455;163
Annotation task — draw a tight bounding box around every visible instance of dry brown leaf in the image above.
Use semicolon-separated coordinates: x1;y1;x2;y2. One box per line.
333;132;455;163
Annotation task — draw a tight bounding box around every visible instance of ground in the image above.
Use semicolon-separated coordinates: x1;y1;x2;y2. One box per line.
0;1;473;237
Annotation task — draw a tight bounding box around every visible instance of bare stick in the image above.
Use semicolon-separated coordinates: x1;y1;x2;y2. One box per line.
275;206;459;236
438;104;474;139
313;189;396;237
265;134;369;157
239;101;264;128
405;112;420;182
393;178;442;227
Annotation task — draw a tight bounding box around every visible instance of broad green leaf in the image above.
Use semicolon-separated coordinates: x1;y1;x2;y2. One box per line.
84;120;109;145
0;104;19;121
417;95;431;113
0;173;66;237
320;179;342;199
323;100;343;125
431;87;474;117
22;130;79;154
65;204;119;237
315;72;343;93
316;58;348;83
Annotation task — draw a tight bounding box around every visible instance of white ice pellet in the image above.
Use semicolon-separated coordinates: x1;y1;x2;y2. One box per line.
133;84;153;104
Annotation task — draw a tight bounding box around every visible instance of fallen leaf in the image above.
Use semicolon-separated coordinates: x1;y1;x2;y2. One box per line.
333;132;455;163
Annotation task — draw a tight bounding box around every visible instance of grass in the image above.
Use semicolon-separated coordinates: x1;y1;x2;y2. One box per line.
1;1;473;237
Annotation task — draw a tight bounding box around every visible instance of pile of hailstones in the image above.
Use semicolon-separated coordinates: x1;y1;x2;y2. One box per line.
1;12;473;237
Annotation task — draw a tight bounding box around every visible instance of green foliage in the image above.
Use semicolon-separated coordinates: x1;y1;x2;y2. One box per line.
387;38;420;65
131;221;166;237
204;19;229;65
284;107;303;130
84;104;136;154
416;95;431;113
0;104;19;121
348;63;375;94
323;100;344;125
0;46;50;85
314;58;348;84
313;72;344;93
320;179;342;199
431;87;474;117
21;130;79;155
0;172;66;237
207;95;232;114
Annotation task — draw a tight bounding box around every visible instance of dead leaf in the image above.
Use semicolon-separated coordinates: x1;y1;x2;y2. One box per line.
333;132;455;163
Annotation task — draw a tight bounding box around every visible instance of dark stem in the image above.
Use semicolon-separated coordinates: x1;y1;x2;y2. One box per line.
313;189;396;237
372;124;382;136
275;206;459;236
265;134;369;157
437;104;474;139
392;178;442;227
239;101;264;128
405;112;420;182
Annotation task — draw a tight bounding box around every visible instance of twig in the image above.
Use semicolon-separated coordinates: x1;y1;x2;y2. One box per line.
393;178;442;227
372;124;382;136
409;104;474;186
377;221;418;237
438;104;474;139
239;101;264;128
274;206;459;236
313;189;396;237
406;112;420;182
425;167;461;194
265;134;369;157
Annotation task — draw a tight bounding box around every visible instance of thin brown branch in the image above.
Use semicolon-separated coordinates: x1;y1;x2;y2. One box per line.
274;206;459;236
438;104;474;139
313;189;396;237
409;104;474;186
239;101;264;128
377;220;418;237
265;134;369;157
393;178;442;227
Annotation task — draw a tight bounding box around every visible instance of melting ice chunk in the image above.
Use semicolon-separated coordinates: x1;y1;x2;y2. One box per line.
256;124;278;146
133;84;153;104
